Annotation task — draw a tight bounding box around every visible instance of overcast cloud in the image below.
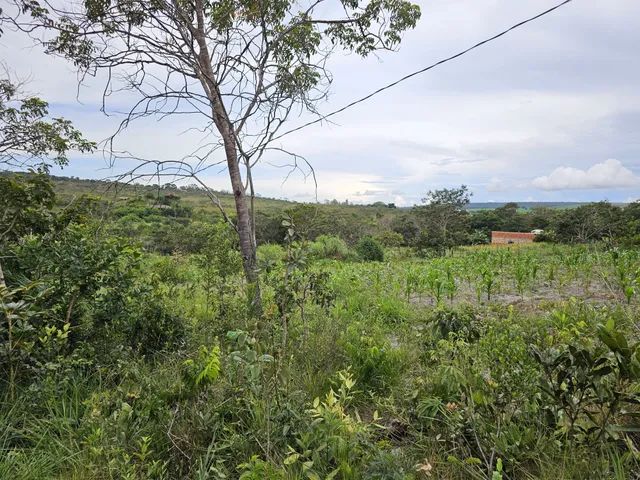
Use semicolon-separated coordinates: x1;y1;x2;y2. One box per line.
532;159;640;191
1;0;639;205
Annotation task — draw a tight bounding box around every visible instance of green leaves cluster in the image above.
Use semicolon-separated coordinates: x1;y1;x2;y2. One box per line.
414;185;472;255
0;78;94;168
534;318;640;444
183;344;221;390
356;236;384;262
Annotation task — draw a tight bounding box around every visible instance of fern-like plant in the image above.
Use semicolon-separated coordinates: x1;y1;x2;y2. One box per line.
183;344;221;390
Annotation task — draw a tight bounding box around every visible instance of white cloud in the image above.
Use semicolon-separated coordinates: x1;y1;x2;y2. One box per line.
393;195;408;207
487;177;507;192
531;159;640;191
4;1;640;203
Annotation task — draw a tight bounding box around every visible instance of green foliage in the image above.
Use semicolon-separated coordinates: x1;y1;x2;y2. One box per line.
192;221;242;316
428;305;481;342
390;213;419;246
356;236;384;262
238;455;285;479
257;243;285;273
309;234;350;260
554;202;623;243
534;318;640;444
0;78;95;169
375;230;404;247
619;200;640;246
282;370;379;479
0;283;42;399
126;291;185;356
3;170;640;479
342;327;403;394
183;344;221;390
0;172;54;243
414;185;472;254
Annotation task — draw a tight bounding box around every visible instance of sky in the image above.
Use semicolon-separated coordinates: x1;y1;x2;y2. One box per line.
2;0;639;206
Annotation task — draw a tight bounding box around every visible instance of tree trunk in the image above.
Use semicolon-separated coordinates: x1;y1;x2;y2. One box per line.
191;0;262;314
221;133;262;314
0;258;6;289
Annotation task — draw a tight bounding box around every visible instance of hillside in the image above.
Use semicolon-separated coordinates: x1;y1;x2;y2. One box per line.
48;175;590;213
44;174;403;247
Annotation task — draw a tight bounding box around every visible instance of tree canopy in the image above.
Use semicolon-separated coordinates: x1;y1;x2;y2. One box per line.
414;185;472;254
3;0;421;307
0;78;95;170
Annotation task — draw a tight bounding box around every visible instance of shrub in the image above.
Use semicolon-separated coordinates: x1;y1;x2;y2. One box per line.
533;318;640;445
469;229;489;245
428;305;481;342
309;234;350;260
356;236;384;262
533;230;556;242
257;243;285;273
375;296;409;324
127;294;185;355
342;327;403;393
375;230;404;247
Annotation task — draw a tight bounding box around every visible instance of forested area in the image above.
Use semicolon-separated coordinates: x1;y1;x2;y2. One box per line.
12;174;640;255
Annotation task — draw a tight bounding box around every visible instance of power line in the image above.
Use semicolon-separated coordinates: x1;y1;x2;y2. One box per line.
272;0;573;142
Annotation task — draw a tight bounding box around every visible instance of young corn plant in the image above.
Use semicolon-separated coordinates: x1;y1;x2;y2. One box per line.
425;268;445;306
479;266;498;301
581;261;595;295
546;261;557;286
623;281;636;305
530;259;539;284
609;250;639;304
444;263;458;304
405;266;424;302
513;259;530;299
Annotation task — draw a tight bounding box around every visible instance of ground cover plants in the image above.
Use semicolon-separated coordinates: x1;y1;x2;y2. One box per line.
1;175;640;479
1;0;639;473
2;201;640;479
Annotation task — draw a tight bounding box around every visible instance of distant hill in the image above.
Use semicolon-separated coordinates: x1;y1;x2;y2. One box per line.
45;174;293;214
5;173;632;248
37;174;403;245
466;202;588;211
3;173;617;213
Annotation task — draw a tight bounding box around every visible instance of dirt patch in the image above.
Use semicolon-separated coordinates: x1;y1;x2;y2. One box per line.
410;279;623;314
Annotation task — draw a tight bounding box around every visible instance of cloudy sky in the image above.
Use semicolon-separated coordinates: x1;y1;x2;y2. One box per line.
2;0;639;206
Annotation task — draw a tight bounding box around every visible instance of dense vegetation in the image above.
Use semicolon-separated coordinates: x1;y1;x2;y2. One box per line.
2;0;638;476
1;172;640;479
31;175;640;254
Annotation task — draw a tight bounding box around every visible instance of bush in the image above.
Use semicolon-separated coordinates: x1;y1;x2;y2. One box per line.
257;243;285;273
375;230;404;247
356;236;384;262
428;305;481;342
127;294;185;355
309;234;350;260
342;329;403;394
375;296;409;324
533;318;640;445
469;229;489;245
533;230;557;242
